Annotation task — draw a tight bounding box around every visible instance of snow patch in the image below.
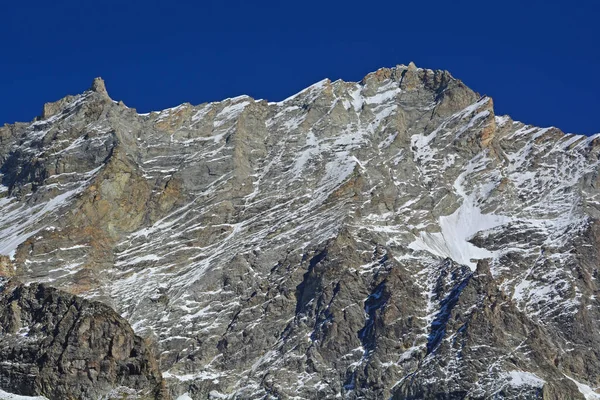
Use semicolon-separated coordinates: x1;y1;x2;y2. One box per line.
274;79;329;105
409;157;512;270
115;254;162;267
503;370;545;388
495;115;510;127
0;389;48;400
564;374;600;400
213;101;250;127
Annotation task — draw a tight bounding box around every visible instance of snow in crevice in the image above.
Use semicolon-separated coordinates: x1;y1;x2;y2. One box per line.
213;100;251;128
410;128;438;167
378;132;397;150
410;98;491;184
364;81;401;106
453;110;490;139
190;104;213;124
290;131;319;178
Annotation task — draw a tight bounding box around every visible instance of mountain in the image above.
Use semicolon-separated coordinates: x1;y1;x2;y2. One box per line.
0;63;599;399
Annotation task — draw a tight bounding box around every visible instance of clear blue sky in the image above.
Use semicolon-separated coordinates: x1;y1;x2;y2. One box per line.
1;0;598;134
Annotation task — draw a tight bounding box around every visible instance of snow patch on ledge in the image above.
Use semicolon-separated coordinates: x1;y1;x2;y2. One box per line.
503;370;545;388
409;200;509;270
409;156;511;270
0;389;48;400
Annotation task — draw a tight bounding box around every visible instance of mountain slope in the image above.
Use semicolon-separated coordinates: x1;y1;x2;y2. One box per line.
0;63;599;399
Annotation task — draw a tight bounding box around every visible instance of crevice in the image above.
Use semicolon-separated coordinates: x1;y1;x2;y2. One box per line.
426;267;472;356
344;280;389;392
294;249;327;315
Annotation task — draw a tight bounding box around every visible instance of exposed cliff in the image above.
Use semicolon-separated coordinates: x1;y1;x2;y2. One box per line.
0;281;169;399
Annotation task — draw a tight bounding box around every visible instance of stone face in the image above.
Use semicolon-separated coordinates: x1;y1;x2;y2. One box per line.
0;63;599;399
0;280;169;399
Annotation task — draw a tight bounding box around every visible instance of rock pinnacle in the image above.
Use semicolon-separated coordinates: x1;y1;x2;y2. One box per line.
91;77;108;96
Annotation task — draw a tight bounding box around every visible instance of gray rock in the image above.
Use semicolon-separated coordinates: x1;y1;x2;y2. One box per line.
0;280;169;399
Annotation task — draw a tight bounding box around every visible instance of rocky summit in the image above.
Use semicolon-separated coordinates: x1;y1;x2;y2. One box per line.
0;64;599;399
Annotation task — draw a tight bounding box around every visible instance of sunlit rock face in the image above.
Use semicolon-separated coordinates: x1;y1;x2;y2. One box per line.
0;64;599;399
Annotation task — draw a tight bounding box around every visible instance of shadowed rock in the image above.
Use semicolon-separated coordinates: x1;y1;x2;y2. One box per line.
0;281;169;400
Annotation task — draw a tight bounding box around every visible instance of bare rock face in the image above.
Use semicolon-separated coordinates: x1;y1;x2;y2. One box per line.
0;280;169;400
90;77;108;95
0;64;599;399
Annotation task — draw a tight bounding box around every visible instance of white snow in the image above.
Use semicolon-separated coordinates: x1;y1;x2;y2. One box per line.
378;132;398;150
411;129;438;166
0;188;81;259
564;374;600;400
163;370;223;382
410;157;512;270
409;99;491;183
364;85;400;105
190;104;213;124
495;115;510;127
57;244;88;252
6;68;593;400
454;110;490;139
503;370;545;388
273;79;329;105
208;391;229;399
0;389;48;400
213;101;250;127
291;132;319;178
0;163;103;259
115;254;161;267
349;85;364;112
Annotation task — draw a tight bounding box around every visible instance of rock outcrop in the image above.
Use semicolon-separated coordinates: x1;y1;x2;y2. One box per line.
0;280;169;400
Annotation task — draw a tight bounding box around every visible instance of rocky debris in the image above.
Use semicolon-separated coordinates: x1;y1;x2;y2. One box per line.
0;63;599;399
0;281;169;400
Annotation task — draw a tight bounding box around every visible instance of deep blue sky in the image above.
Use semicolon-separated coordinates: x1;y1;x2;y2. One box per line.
1;0;598;134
